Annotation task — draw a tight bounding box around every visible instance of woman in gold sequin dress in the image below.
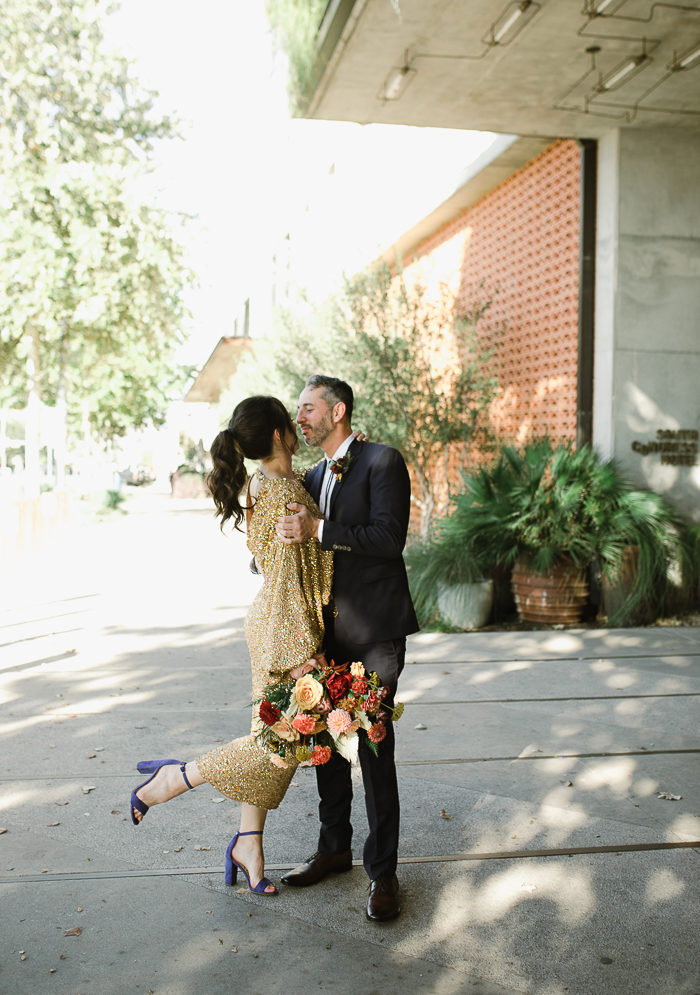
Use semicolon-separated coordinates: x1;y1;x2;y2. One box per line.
130;396;333;895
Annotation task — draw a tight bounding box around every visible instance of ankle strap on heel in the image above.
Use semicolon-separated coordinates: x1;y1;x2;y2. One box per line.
179;763;194;790
238;829;263;837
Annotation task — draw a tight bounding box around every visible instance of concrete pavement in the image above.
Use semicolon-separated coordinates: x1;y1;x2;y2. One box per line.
1;487;699;995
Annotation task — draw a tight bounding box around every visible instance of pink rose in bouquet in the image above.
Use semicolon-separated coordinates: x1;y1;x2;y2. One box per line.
270;715;299;743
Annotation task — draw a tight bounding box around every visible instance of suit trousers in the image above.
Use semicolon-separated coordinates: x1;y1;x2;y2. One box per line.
316;610;405;879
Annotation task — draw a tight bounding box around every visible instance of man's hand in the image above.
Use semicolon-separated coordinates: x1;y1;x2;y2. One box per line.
276;502;321;544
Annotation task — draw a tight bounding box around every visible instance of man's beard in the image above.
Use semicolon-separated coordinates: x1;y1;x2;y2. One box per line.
302;411;334;448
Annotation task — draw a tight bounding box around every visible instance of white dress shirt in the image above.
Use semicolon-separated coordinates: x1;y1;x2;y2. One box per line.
317;433;354;542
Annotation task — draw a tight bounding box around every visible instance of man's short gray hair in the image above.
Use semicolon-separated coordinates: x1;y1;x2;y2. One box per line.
305;375;354;421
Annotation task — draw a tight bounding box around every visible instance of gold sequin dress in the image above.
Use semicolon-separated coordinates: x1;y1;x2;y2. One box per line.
196;470;333;809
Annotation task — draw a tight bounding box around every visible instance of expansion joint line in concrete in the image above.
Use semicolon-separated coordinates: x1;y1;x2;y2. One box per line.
3;747;700;780
11;690;700;720
1;841;698;886
396;748;700;766
406;652;700;665
404;692;700;704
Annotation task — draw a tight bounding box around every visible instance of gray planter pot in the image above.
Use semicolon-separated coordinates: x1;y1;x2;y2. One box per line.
437;580;494;631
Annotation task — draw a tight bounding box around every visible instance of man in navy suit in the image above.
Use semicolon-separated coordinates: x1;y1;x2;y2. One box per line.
276;375;418;921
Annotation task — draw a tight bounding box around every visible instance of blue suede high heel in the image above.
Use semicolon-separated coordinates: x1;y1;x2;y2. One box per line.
225;830;277;895
131;759;193;826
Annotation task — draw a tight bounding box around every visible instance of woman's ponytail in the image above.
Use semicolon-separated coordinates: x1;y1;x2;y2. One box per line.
207;428;248;531
206;395;296;532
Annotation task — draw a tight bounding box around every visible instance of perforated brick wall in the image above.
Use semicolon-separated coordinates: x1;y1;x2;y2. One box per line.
406;139;580;447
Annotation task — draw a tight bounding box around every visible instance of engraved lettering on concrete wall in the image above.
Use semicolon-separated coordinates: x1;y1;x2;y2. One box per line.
631;429;699;466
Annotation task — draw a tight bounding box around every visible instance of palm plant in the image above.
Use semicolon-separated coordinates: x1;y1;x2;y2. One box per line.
441;439;694;626
404;530;485;630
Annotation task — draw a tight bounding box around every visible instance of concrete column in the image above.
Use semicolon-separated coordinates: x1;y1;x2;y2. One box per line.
593;127;700;520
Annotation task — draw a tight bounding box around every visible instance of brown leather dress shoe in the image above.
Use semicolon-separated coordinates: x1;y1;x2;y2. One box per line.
366;872;400;921
280;850;353;887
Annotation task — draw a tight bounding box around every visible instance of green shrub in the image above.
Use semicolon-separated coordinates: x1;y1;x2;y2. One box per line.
266;0;328;113
104;489;125;510
409;439;695;627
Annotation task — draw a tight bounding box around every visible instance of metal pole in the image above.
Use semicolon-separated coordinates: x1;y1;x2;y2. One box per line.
24;329;41;500
576;138;597;450
0;409;6;473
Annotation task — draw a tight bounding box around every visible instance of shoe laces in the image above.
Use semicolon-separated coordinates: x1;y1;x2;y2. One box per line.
370;873;393;894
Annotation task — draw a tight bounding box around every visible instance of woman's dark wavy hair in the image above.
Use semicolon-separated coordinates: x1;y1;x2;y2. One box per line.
207;395;295;531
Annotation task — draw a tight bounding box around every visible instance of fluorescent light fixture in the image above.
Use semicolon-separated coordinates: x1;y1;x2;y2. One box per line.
380;66;416;101
675;41;700;71
593;0;620;13
599;54;650;90
484;1;540;46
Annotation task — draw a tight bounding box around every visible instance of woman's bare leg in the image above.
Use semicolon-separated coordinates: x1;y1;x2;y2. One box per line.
132;761;205;822
133;766;275;892
231;803;275;893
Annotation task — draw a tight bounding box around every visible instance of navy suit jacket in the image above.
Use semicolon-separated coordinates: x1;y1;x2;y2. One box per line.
306;439;418;645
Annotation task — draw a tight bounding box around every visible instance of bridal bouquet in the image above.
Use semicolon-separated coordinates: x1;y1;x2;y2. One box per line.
255;659;404;767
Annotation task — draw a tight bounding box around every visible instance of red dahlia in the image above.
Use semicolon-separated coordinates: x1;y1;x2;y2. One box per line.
259;700;281;726
351;679;369;695
326;672;351;704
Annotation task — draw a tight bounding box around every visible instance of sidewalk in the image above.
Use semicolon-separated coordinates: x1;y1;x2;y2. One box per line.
1;488;699;995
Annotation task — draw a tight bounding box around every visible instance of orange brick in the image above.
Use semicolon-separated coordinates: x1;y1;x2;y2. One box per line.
403;139;580;527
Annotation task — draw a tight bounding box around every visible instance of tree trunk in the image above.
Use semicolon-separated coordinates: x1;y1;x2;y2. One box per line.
413;464;435;541
24;327;41;500
54;322;68;490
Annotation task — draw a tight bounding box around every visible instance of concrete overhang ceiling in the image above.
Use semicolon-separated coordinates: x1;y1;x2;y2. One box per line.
304;0;700;136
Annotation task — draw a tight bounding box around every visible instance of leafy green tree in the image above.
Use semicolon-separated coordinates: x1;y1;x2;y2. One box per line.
266;0;328;114
221;265;500;537
0;0;192;448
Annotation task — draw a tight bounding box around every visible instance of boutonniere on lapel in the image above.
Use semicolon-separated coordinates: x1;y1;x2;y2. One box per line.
330;452;355;483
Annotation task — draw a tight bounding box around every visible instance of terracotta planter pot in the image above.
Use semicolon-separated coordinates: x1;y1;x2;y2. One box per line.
511;558;589;624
